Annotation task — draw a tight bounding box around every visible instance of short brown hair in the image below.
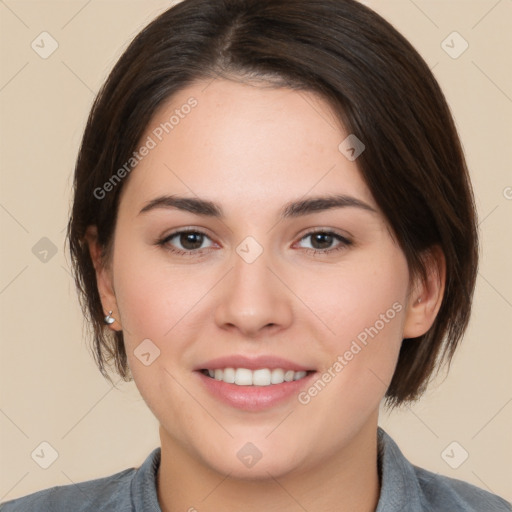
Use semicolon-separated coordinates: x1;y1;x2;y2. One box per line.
67;0;478;406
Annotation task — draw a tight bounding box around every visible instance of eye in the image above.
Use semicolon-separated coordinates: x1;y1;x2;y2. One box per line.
158;229;215;255
296;230;352;254
157;228;352;257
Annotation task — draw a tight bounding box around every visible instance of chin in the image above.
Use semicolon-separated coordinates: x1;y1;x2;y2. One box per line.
204;452;304;481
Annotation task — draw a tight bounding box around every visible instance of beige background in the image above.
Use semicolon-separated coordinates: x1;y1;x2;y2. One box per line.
1;0;511;504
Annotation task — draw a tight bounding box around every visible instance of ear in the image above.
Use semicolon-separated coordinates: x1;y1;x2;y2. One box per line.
84;226;122;331
402;245;446;339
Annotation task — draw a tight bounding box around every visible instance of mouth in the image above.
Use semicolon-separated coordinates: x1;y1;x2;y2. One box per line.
200;367;313;386
194;355;317;411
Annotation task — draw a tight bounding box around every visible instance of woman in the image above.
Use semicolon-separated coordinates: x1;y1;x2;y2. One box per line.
1;0;509;510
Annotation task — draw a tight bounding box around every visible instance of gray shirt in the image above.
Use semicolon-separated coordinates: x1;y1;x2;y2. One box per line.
1;428;510;511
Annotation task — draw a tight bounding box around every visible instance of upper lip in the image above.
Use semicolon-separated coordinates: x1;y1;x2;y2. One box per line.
195;355;315;372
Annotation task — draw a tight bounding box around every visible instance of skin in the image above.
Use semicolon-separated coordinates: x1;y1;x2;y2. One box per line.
87;78;445;512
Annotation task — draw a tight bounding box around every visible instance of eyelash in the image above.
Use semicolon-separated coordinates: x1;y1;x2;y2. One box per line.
156;228;353;257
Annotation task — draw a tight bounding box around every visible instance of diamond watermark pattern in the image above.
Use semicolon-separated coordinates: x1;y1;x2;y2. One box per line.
31;441;59;469
134;338;161;366
339;134;365;161
441;441;469;469
441;32;469;59
31;31;59;59
237;442;263;468
236;236;263;264
31;237;58;263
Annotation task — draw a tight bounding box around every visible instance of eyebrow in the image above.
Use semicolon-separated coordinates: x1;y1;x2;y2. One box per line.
138;194;377;218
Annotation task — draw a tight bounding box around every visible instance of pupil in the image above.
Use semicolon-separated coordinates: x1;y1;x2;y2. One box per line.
312;233;332;249
181;232;203;250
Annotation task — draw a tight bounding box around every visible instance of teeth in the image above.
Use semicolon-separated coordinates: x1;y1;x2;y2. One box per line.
270;368;284;384
223;367;235;383
284;370;295;382
235;368;253;386
204;368;309;386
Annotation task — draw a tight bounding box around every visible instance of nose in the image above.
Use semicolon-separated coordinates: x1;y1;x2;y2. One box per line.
214;249;294;338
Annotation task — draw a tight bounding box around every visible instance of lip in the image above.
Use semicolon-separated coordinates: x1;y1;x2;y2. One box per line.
194;354;317;412
195;355;314;372
196;371;316;411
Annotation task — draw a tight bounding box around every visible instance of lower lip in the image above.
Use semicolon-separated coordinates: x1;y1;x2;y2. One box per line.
196;371;316;411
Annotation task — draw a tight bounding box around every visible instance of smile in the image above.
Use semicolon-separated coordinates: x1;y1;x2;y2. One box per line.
201;368;310;386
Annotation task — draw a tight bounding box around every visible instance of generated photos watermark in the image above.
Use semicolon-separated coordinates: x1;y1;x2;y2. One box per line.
298;301;403;405
93;97;198;200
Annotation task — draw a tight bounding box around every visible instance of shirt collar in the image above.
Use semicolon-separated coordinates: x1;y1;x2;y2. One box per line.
375;426;423;511
131;446;162;511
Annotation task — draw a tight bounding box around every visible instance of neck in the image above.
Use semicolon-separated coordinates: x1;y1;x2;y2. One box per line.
156;419;381;512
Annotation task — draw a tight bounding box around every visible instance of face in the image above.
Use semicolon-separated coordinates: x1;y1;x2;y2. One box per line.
96;78;419;478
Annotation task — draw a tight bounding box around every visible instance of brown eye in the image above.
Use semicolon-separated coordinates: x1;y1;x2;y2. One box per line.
297;230;352;254
159;229;214;255
310;232;335;250
178;232;205;250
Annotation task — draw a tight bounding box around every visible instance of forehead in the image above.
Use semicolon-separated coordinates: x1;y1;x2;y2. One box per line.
118;78;377;217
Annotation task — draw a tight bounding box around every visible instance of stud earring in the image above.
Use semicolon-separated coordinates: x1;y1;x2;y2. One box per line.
417;298;422;304
104;311;115;325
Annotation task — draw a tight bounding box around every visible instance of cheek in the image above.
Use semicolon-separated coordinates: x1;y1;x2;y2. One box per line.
299;244;409;402
111;237;201;346
111;241;194;416
301;243;409;350
110;235;220;403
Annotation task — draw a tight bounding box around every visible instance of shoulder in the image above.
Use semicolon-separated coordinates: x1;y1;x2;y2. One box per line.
413;464;511;512
0;469;134;511
0;448;161;512
377;428;511;512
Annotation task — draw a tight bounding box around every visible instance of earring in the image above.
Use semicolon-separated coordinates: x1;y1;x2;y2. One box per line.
417;298;422;303
104;311;115;325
